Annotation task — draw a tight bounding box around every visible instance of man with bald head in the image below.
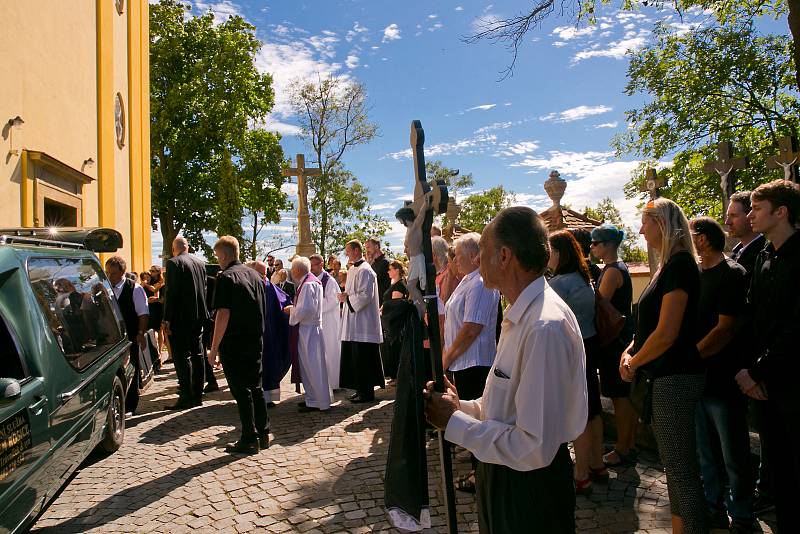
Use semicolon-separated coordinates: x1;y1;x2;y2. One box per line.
163;236;209;410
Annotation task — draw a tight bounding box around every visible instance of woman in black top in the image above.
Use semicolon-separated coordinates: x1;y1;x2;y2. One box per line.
590;224;638;467
141;265;165;352
621;198;706;534
380;260;409;383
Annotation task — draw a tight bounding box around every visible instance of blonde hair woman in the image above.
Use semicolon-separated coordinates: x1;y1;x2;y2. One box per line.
620;198;705;533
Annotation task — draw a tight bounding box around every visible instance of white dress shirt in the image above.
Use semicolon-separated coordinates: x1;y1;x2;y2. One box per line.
444;269;500;371
112;279;149;318
445;276;588;472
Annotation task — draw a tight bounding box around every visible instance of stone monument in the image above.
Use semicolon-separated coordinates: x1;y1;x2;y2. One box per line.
283;154;320;257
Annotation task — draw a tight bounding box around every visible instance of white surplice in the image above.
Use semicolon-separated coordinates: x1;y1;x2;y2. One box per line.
319;271;342;389
340;261;383;344
289;273;331;410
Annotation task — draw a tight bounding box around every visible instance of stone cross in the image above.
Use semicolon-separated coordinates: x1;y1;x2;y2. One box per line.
283;154;321;257
639;168;667;200
766;135;799;183
703;141;748;215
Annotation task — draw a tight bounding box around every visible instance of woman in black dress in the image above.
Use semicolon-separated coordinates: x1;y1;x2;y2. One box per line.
380;260;409;383
142;265;165;352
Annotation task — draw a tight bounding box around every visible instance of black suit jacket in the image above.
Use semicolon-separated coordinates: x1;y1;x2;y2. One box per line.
277;281;295;301
163;252;208;329
371;254;391;305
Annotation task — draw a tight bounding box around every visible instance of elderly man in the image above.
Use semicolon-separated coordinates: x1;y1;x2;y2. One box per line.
284;257;331;412
426;207;587;533
338;240;384;403
310;254;342;390
208;236;269;454
163;236;208;410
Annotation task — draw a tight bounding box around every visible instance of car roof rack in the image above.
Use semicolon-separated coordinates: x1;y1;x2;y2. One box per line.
0;228;123;253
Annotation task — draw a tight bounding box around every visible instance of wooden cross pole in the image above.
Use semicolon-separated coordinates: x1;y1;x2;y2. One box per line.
703;141;748;215
639;168;667;275
410;120;457;534
766;135;799;183
639;167;668;201
283;154;321;256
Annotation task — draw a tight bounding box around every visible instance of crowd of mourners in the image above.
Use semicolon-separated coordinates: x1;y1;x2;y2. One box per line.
100;178;799;534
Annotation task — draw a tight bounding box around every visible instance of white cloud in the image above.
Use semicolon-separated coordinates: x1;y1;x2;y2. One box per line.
384;133;499;160
594;122;619;129
383;185;406;192
553;41;567;48
346;54;360;69
466;104;497;112
264;116;302;136
345;21;368;42
429;22;443;32
382;23;401;42
539;105;613;123
306;34;339;59
455;6;464;11
497;141;539;156
551;25;596;40
193;1;242;21
428;14;438;19
573;34;646;62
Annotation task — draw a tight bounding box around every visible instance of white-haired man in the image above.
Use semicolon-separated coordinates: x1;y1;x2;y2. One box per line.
284;256;331;411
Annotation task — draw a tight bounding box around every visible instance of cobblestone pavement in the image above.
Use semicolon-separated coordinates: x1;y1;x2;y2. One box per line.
32;363;777;533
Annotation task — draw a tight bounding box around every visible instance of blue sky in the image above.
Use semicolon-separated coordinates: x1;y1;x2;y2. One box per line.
151;1;789;263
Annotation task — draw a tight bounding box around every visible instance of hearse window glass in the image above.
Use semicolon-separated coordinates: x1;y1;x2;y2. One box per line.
27;258;124;371
0;315;25;380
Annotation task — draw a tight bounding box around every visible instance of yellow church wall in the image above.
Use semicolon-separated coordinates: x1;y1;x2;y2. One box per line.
0;0;151;273
0;0;98;227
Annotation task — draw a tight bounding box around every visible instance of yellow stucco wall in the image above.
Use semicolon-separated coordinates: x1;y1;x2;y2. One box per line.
0;0;151;273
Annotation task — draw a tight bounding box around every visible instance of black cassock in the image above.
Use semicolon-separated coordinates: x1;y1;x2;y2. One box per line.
383;299;430;531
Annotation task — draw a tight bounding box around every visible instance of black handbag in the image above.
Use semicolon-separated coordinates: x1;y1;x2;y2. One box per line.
629;368;654;424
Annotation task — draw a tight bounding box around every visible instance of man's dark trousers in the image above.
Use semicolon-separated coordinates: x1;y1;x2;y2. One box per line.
222;351;269;443
169;322;205;405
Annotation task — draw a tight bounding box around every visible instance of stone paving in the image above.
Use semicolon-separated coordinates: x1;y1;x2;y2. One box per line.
32;363;776;533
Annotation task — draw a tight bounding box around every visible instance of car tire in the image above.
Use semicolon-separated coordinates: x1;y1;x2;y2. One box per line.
100;376;125;453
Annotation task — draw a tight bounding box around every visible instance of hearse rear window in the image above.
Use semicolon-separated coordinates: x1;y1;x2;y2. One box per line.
27;258;124;371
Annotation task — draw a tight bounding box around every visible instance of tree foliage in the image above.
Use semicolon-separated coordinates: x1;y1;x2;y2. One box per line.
614;23;800;219
150;0;285;259
459;186;516;233
289;75;380;258
584;197;648;263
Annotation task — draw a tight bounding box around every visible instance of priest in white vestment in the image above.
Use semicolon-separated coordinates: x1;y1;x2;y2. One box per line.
338;240;385;403
284;257;331;411
310;254;342;390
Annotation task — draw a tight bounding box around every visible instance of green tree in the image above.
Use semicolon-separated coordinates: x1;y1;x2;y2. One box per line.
613;23;800;219
459;186;516;233
289;75;378;258
308;163;388;257
215;149;243;245
238;130;289;261
584;197;648;263
150;0;283;258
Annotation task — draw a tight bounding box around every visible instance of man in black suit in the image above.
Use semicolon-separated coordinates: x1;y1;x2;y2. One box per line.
366;237;390;305
163;236;208;410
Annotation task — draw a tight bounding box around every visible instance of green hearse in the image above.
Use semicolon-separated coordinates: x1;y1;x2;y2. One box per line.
0;228;136;533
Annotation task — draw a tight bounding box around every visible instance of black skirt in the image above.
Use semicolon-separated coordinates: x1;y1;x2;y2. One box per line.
339;341;385;392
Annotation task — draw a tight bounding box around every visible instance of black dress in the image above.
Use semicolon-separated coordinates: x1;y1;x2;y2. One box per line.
381;280;409;380
145;284;164;331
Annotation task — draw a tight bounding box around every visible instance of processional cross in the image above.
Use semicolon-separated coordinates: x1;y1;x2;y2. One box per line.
283;154;320;257
703;141;748;215
766;135;799;183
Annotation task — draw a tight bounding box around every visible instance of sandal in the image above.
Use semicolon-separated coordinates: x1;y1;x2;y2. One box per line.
455;472;476;494
603;449;637;467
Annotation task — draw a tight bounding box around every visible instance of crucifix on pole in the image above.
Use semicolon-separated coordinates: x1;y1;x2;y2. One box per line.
640;168;668;275
766;135;799;183
283;154;320;257
703;141;748;215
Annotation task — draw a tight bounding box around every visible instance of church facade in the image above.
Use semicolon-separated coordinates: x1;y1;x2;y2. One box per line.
0;0;151;271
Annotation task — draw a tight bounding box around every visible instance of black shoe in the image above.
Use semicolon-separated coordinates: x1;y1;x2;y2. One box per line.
192;400;203;408
708;507;730;530
203;383;220;394
166;401;193;411
752;492;775;515
730;519;754;534
267;402;276;408
224;440;259;455
347;392;359;401
349;394;375;404
258;434;270;450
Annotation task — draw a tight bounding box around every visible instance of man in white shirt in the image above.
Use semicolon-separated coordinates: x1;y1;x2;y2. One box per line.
338;240;384;403
425;206;588;533
310;254;342;390
284;257;331;412
105;255;149;414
